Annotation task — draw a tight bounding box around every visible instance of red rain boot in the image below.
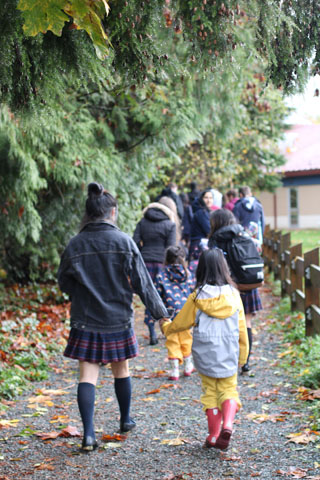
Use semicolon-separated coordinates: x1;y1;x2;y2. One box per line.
214;399;239;450
205;408;222;448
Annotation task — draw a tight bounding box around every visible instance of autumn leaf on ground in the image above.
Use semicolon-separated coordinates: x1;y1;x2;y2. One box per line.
246;412;286;423
37;389;69;396
161;438;191;446
101;434;127;442
286;430;318;445
50;415;69;424
59;426;81;437
146;388;161;395
36;431;60;440
27;395;54;407
34;463;55;471
36;425;80;440
147;384;175;394
298;388;320;401
277;466;307;478
0;419;20;428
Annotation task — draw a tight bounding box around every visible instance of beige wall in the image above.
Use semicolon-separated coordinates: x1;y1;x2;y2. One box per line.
257;184;320;229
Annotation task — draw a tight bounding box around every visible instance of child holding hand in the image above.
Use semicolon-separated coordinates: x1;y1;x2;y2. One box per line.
160;248;249;450
155;246;195;380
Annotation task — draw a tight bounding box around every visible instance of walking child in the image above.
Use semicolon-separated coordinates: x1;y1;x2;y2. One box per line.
160;248;249;450
155;246;195;380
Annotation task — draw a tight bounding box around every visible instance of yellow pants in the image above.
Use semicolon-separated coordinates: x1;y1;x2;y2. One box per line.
199;372;241;411
166;330;193;364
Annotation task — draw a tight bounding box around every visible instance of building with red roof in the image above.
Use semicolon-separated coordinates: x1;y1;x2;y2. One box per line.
258;124;320;229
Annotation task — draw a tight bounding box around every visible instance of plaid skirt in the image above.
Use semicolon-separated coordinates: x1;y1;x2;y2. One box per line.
240;288;262;314
144;262;163;326
64;327;139;364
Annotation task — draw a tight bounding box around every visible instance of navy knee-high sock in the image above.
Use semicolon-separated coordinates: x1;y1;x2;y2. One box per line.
114;377;131;423
247;327;252;363
148;322;156;338
77;382;95;438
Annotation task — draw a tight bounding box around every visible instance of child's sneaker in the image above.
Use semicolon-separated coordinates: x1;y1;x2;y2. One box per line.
168;359;179;380
183;356;195;376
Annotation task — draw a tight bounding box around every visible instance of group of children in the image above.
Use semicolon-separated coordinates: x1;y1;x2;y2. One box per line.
154;245;249;451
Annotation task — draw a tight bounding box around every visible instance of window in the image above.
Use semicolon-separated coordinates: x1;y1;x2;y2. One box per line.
289;187;299;227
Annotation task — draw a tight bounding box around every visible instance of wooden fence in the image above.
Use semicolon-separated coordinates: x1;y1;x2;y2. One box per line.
263;225;320;337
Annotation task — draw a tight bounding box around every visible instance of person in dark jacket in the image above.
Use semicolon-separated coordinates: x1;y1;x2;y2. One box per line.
180;192;193;248
58;183;169;452
157;183;184;220
133;200;176;344
188;181;201;204
232;186;265;246
208;208;263;374
189;189;214;261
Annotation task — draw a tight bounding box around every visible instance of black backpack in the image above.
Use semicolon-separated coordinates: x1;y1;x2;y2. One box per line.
210;227;264;285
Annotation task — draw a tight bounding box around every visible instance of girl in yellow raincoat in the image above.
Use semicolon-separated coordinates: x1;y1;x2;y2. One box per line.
160;248;249;450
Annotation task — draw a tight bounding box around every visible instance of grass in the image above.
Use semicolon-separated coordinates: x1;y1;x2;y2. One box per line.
284;229;320;254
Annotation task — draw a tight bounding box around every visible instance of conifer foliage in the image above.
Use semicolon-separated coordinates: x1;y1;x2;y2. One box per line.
0;1;317;281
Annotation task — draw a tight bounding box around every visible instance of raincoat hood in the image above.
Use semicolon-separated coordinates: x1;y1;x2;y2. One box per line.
143;203;175;223
240;196;258;212
194;284;239;319
164;264;188;284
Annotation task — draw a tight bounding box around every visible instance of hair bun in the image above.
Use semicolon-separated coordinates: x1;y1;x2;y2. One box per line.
88;182;104;196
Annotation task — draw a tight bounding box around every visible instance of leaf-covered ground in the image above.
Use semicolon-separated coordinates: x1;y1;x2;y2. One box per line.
0;284;320;480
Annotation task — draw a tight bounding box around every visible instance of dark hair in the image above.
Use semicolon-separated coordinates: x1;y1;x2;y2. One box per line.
226;189;237;198
189;181;197;191
199;188;213;211
209;209;237;236
195;248;236;290
164;245;188;275
80;182;117;229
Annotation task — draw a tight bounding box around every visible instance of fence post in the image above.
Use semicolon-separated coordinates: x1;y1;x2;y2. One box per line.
280;233;291;298
268;229;275;273
289;243;303;311
304;248;320;336
273;231;281;280
263;225;271;269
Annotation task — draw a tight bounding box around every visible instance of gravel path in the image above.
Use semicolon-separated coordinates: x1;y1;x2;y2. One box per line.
0;284;319;480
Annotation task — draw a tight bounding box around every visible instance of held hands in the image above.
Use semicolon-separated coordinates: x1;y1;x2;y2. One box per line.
159;318;170;334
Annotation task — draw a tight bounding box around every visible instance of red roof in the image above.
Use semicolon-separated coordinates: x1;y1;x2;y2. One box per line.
279;124;320;176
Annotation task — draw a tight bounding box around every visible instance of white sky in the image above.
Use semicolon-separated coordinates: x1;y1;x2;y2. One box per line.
285;75;320;125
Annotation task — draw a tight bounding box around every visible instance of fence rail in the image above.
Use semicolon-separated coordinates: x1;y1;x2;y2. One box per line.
263;225;320;337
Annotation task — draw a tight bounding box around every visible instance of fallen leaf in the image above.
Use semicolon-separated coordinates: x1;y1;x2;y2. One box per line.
277;466;307;478
37;389;68;396
101;434;127;442
34;463;55;471
27;395;54;407
102;442;122;448
286;431;317;445
59;426;81;438
161;438;190;446
36;431;60;440
0;419;20;428
299;388;320;401
146;388;161;395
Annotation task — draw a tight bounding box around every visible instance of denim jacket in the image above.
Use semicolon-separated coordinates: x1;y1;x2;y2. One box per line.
57;221;169;333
